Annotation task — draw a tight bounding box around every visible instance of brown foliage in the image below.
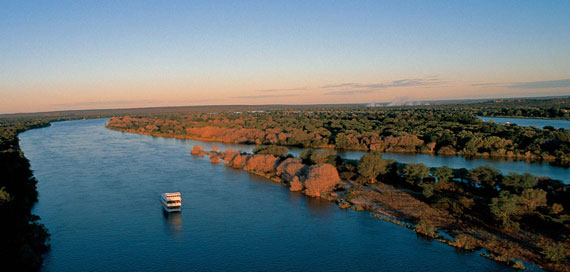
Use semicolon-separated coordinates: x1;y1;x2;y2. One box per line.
190;145;205;156
289;176;304;192
229;154;248;169
243;154;279;174
303;164;341;197
276;158;306;183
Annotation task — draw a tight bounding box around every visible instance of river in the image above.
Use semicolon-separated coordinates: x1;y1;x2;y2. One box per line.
477;116;570;130
20;119;547;271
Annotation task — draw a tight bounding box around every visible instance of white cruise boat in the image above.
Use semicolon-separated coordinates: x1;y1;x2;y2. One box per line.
161;192;182;212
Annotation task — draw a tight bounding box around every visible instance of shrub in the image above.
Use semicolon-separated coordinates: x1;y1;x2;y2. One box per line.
252;145;289;157
542;243;567;262
415;220;438;238
452;234;478;250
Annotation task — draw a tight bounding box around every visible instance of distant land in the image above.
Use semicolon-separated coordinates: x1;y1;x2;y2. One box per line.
2;95;570;117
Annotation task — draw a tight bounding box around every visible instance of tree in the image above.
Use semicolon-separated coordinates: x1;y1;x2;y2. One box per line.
469;165;502;190
403;163;430;184
500;172;536;193
299;149;313;163
433;166;453;182
357;152;392;183
519;188;547;212
309;149;339;165
542;243;566;262
252;145;289;157
420;183;434;198
490;191;523;230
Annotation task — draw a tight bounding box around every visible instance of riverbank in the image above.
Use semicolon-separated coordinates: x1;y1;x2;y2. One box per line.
191;145;569;272
0;119;52;271
105;120;569;166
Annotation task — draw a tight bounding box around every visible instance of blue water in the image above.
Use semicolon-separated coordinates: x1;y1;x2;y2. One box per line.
477;116;570;130
335;152;569;185
19;118;541;271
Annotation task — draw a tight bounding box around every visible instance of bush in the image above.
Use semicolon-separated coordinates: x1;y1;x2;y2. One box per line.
452;234;478;250
403;163;430;184
415;220;438;238
433;166;453;182
542;243;567;262
420;183;434;199
252;145;289;157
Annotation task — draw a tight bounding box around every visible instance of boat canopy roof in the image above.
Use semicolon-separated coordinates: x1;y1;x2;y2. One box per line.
162;192;181;199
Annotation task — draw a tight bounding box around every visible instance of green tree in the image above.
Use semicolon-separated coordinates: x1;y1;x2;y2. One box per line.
519;188;547;212
357;152;392;183
403;163;430;184
469;165;502;190
420;183;434;198
433;166;453;182
500;173;537;193
490;191;523;230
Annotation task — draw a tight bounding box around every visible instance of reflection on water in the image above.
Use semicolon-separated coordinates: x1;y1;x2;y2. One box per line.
163;211;183;238
304;197;337;217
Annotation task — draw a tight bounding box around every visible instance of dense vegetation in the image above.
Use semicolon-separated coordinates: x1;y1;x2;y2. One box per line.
106;98;570;164
468;98;570;120
0;118;52;271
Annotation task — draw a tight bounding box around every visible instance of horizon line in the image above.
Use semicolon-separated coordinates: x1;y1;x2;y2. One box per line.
1;94;569;116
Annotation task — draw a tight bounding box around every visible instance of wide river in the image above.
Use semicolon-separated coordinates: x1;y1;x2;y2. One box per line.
20;119;549;271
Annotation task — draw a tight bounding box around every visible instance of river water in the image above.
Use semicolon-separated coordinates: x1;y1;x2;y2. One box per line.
20;119;548;271
477;116;570;130
336;152;569;184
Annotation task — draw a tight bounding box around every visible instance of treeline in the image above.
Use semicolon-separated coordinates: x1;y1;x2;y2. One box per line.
468;97;570;120
0;119;52;271
106;99;570;164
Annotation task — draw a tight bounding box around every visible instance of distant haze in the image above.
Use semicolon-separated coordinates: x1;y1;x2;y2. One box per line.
1;1;570;113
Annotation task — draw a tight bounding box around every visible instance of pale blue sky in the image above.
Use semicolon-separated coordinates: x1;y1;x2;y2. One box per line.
1;0;569;113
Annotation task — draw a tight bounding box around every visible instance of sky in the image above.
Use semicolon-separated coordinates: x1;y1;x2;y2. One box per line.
1;0;570;113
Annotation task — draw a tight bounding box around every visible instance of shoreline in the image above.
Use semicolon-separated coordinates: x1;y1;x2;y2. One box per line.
105;125;568;166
